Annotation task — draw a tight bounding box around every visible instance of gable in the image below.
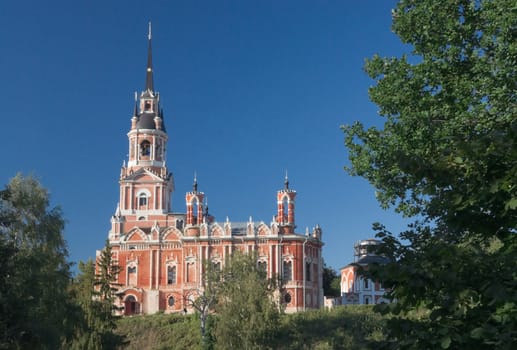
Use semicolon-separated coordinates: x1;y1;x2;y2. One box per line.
210;224;224;237
257;223;270;236
162;227;182;241
124;228;147;242
128;231;145;242
122;168;164;182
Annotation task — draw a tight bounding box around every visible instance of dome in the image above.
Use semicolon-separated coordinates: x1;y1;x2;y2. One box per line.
135;113;166;131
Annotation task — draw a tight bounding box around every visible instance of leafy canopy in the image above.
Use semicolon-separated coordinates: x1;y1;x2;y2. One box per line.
0;174;73;349
343;0;516;349
213;251;281;350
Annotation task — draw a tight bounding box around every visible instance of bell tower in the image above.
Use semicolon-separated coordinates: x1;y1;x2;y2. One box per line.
116;23;174;219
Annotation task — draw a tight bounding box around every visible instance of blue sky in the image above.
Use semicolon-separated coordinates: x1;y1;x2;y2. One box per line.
0;0;409;271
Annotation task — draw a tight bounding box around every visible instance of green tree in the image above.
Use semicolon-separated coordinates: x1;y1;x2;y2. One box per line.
322;263;341;297
66;258;125;350
0;174;73;349
184;261;221;350
343;0;516;349
93;239;123;349
214;252;281;350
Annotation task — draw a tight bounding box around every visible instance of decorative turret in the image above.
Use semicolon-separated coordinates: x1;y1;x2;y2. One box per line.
276;173;296;233
185;174;205;236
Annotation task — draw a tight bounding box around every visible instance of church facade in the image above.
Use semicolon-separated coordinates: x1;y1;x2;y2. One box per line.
97;27;324;315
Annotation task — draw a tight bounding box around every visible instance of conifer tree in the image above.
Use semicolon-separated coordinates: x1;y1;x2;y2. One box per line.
67;242;124;349
94;239;123;348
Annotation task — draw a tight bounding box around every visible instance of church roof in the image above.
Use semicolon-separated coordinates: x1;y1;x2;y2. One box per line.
356;254;390;265
136;113;158;130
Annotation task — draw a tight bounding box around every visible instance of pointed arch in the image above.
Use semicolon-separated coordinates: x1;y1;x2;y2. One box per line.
190;196;200;225
125;228;147;242
281;196;289;223
162;227;182;241
257;223;271;236
210;224;224;237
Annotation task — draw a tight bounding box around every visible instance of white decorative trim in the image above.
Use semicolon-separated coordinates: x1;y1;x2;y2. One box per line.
136;189;152;197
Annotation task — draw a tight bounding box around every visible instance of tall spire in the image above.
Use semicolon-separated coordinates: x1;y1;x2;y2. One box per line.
145;21;154;92
193;172;198;192
284;170;289;190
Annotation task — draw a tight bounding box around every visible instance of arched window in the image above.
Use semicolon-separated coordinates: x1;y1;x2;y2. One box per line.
283;260;292;282
363;278;369;290
284;293;292;304
187;262;196;283
192;199;199;225
168;296;175;307
167;266;176;285
155;140;162;161
282;197;288;223
128;266;137;285
305;262;311;281
139;193;148;207
258;261;267;273
140;140;151;156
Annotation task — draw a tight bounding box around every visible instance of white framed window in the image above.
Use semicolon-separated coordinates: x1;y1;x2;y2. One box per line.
140;140;151;156
257;261;267;273
128;265;137;285
139;193;147;206
167;265;177;285
283;260;292;282
305;262;311;281
284;292;292;304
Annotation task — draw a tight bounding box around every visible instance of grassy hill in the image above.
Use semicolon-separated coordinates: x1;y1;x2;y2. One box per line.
115;305;386;350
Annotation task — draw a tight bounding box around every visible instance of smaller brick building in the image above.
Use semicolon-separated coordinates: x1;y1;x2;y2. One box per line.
340;239;389;305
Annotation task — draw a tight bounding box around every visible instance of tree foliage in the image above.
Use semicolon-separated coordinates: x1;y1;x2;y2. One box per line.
115;306;386;350
93;240;123;349
213;252;281;350
66;257;124;350
323;263;341;297
343;0;516;348
0;174;73;349
184;261;221;349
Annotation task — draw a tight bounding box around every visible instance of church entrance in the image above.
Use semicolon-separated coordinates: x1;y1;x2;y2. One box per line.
124;295;139;315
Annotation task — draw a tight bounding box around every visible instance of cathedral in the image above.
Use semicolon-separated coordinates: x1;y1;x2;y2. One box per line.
98;26;324;315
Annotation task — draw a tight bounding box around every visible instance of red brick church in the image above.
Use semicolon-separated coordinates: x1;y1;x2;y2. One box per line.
97;25;324;315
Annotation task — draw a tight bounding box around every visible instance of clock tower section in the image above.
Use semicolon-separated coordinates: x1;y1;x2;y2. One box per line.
111;24;174;236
